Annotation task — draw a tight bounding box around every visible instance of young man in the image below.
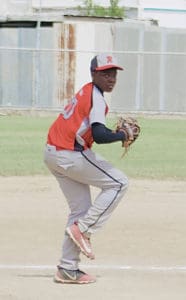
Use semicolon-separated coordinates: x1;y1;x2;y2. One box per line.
44;53;129;284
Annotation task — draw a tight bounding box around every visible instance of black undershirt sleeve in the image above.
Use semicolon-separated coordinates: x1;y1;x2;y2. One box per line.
92;122;125;144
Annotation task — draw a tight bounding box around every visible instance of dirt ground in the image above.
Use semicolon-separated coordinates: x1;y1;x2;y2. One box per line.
0;176;186;300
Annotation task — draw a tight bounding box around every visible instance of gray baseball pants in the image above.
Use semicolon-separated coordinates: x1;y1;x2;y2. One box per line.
44;144;128;270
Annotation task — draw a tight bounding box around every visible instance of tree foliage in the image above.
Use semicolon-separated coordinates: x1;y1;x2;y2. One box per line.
82;0;124;18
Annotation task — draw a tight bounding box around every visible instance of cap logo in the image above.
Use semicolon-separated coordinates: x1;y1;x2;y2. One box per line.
107;56;113;64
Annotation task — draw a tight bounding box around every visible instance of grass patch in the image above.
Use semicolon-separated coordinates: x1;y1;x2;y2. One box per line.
0;115;52;176
94;117;186;179
0;115;186;179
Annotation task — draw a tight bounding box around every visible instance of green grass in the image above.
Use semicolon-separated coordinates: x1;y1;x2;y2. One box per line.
0;115;186;179
93;117;186;180
0;115;51;176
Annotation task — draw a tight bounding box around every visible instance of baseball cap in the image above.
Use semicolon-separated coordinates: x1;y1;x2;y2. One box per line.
90;53;123;72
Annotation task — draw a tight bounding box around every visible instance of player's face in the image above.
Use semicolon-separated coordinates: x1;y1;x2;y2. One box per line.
92;68;117;92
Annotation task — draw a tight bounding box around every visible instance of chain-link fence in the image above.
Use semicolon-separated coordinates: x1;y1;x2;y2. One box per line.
0;20;186;113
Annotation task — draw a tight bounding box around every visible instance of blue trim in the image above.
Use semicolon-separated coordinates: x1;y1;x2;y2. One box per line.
144;8;186;13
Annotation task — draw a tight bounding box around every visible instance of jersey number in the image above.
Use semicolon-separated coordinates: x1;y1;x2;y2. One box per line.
63;97;77;119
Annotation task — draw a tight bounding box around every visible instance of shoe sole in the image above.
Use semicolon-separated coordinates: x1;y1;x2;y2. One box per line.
66;227;95;260
54;275;96;284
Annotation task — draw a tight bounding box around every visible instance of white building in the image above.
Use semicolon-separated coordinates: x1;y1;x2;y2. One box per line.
0;0;186;28
137;0;186;29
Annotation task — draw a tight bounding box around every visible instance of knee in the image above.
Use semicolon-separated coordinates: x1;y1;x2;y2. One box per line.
119;175;129;195
112;170;129;194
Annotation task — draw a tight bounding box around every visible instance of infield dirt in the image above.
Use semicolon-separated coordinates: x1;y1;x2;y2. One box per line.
0;176;186;300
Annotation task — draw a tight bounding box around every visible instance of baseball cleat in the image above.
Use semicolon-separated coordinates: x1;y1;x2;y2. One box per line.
66;223;95;259
54;267;96;284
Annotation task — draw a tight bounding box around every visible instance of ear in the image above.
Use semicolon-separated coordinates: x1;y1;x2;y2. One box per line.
91;70;95;79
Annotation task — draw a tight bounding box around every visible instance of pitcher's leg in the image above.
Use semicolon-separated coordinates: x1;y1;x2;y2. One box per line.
44;147;93;268
74;150;129;234
54;173;92;270
78;173;128;234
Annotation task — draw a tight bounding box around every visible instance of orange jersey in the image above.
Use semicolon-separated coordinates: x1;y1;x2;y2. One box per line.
47;82;108;151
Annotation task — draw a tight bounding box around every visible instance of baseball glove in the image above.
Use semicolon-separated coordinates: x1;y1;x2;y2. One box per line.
115;116;140;157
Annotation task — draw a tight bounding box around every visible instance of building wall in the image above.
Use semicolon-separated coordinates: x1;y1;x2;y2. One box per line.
139;0;186;29
1;0;186;29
